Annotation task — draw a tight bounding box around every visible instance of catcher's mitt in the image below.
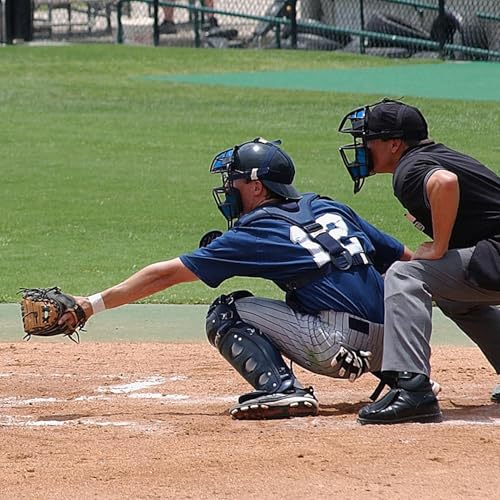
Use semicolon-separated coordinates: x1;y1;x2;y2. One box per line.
20;287;87;342
199;230;223;248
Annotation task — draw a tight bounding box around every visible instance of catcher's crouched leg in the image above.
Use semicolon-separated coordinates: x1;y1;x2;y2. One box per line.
206;291;318;420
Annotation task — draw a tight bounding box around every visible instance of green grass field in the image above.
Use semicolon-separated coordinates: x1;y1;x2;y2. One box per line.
1;45;499;303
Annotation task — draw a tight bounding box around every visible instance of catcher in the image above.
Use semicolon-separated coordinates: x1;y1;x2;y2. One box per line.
40;138;416;420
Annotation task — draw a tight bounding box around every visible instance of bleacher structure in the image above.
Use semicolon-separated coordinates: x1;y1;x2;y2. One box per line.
32;1;114;37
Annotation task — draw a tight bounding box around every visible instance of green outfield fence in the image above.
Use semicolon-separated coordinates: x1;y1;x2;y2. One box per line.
2;0;499;60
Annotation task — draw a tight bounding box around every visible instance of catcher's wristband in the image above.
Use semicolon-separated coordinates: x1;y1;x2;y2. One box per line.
88;293;106;314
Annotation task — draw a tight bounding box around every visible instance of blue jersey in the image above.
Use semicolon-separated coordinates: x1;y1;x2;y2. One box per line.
180;196;403;323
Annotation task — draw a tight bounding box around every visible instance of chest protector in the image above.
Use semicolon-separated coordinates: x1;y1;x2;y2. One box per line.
237;193;372;292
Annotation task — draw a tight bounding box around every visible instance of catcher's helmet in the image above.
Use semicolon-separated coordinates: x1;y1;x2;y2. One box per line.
211;138;301;200
210;138;301;226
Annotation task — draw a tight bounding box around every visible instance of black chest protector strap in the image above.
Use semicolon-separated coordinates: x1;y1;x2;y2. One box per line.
237;193;372;292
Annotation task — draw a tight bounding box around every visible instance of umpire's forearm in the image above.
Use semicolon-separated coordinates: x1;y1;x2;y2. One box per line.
426;170;459;258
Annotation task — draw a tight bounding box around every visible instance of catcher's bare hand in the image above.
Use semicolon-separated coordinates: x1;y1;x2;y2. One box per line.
58;296;92;329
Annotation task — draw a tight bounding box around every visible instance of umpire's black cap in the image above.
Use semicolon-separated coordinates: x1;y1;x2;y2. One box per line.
367;100;428;141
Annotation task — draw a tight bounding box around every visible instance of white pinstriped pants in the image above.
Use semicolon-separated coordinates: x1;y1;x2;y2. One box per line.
234;296;384;379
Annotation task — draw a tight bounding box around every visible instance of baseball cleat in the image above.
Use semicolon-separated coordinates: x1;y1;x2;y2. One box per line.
491;383;500;403
230;387;319;420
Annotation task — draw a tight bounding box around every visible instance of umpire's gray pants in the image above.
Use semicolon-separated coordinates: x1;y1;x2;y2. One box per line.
383;247;500;376
234;297;383;379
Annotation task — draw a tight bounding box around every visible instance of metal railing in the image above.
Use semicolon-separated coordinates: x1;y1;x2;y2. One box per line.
114;0;500;60
2;0;499;62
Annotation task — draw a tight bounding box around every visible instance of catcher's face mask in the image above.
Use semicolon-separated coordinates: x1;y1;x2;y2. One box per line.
210;137;299;227
210;145;245;228
338;105;374;194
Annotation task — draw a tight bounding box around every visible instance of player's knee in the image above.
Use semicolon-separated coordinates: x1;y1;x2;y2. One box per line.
385;260;417;282
205;290;254;347
217;322;294;393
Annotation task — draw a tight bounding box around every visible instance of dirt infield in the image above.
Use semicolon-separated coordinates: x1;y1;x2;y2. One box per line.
0;342;498;499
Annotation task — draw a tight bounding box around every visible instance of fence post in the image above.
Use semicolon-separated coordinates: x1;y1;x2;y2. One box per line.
0;0;6;43
287;0;297;49
359;0;365;54
116;0;123;43
193;9;201;48
438;0;446;59
153;0;159;46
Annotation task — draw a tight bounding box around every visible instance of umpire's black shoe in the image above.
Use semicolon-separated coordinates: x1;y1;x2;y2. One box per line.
358;372;442;425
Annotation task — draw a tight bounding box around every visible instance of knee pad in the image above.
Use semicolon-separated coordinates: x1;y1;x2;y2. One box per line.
206;290;254;347
218;323;295;393
205;291;295;393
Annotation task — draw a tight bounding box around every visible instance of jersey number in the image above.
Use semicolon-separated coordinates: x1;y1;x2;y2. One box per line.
289;214;364;267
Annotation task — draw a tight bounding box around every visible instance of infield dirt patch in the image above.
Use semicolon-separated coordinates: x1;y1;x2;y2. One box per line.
0;342;498;499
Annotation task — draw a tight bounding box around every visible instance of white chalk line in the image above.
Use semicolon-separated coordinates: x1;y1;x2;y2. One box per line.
0;375;190;405
0;373;497;428
0;412;497;429
0;414;160;431
0;374;235;428
97;375;169;394
284;415;500;430
0;372;128;380
442;418;500;426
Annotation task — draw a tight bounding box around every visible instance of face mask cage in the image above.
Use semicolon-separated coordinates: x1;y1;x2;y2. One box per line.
209;137;284;226
210;148;245;228
338;139;372;194
211;184;243;229
338;98;410;193
338;106;368;137
338;105;373;193
210;147;236;175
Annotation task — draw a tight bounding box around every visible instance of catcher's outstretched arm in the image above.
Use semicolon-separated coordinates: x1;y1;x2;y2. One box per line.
101;258;198;309
63;258;198;324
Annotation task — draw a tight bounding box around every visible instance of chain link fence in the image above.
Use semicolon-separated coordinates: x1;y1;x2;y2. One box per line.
3;1;499;60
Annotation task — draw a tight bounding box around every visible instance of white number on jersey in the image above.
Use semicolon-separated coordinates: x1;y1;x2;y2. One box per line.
289;213;364;268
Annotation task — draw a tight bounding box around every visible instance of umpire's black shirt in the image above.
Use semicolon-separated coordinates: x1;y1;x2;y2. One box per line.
393;142;500;249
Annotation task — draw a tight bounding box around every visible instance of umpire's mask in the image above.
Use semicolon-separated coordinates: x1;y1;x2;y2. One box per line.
210;138;301;228
338;104;377;194
338;98;428;193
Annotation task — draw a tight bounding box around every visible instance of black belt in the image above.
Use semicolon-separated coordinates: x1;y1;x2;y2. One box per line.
348;316;370;335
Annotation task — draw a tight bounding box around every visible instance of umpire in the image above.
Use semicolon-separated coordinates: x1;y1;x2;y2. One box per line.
338;99;500;424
